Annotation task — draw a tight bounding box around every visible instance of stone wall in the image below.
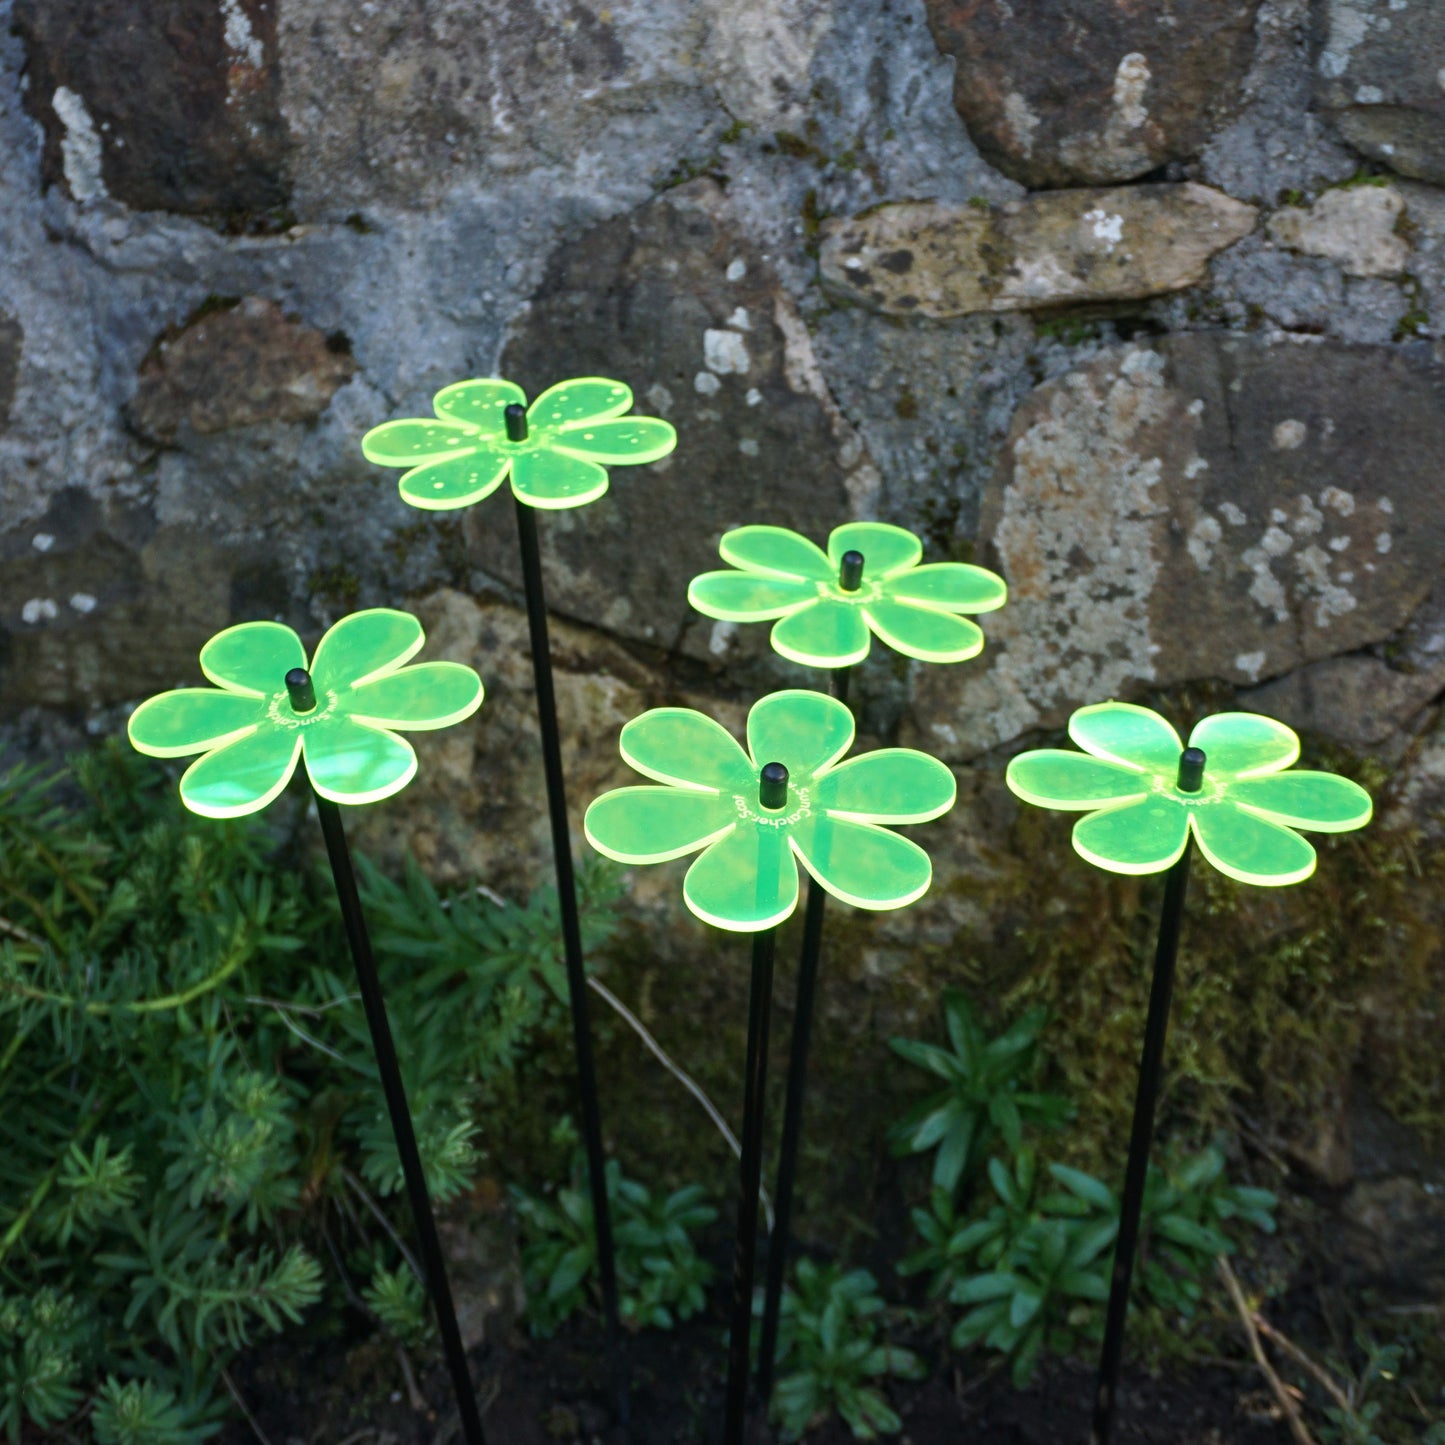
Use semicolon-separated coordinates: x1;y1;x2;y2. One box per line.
2;0;1443;1255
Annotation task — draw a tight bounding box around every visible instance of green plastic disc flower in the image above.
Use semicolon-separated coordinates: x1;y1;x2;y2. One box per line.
583;689;956;932
127;609;484;818
687;521;1007;667
360;376;677;512
1005;701;1372;886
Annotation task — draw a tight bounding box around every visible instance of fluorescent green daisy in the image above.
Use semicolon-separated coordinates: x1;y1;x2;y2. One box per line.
127;609;483;818
583;689;956;932
1004;701;1372;886
687;521;1006;668
360;376;677;512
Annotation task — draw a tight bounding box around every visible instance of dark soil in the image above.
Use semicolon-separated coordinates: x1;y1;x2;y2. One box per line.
223;1299;1291;1445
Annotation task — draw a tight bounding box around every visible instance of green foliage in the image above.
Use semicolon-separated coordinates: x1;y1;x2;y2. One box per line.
0;743;621;1437
363;1263;433;1350
758;1259;924;1441
888;990;1069;1194
512;1147;716;1335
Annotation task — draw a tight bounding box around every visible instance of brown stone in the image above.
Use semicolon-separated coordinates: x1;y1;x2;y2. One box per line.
907;335;1445;759
493;180;869;659
129;298;357;443
922;0;1260;187
819;184;1256;318
13;0;288;222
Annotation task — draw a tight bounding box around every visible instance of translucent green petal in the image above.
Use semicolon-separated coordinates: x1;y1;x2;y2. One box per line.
687;571;817;622
747;690;854;780
511;450;609;509
814;749;956;824
1228;772;1372;833
398;449;510;511
432;378;526;432
527;377;634;429
199;622;306;697
770;601;871;668
303;717;417;806
620;708;752;791
1189;712;1299;780
1071;797;1189;875
1005;751;1149;812
793;814;933;910
886;562;1007;614
827;522;921;580
864;599;985;664
718;526;833;581
1190;802;1316;886
347;662;484;730
361;419;480;466
178;728;301;819
683;826;799;932
549;417;677;465
583;787;735;863
1069;702;1182;774
311;610;424;692
128;689;265;758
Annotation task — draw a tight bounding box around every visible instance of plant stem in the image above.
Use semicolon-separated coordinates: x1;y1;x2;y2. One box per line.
312;791;486;1445
757;663;851;1401
511;496;625;1423
1090;837;1192;1445
724;925;778;1445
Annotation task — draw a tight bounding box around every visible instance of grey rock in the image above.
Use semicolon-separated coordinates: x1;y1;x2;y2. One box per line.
922;0;1261;187
907;334;1445;759
819;185;1257;318
0;312;19;430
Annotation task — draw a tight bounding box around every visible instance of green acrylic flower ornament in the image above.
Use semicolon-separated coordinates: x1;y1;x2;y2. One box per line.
583;689;956;932
360;376;677;512
127;609;483;818
1005;702;1372;886
687;521;1006;668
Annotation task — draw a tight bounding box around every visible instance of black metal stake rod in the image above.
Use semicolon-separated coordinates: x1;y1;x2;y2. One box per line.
756;590;858;1404
505;402;624;1422
722;763;789;1445
1089;745;1205;1445
294;675;486;1445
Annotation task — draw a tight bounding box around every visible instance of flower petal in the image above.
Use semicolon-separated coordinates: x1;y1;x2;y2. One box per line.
583;787;735;863
432;378;526;432
527;377;634;429
770;600;871;667
814;750;956;824
827;522;922;580
718;526;833;581
200;622;306;697
747;690;854;779
178;728;301;819
792;815;933;911
1188;712;1300;780
311;610;424;691
1227;771;1372;833
620;708;753;791
863;598;985;663
1069;702;1183;774
886;562;1007;614
397;449;510;511
549;417;676;466
1071;797;1189;875
683;826;799;932
1005;751;1149;811
347;663;484;730
361;419;480;466
511;450;609;509
128;689;266;758
687;571;817;621
303;717;417;806
1189;801;1316;886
